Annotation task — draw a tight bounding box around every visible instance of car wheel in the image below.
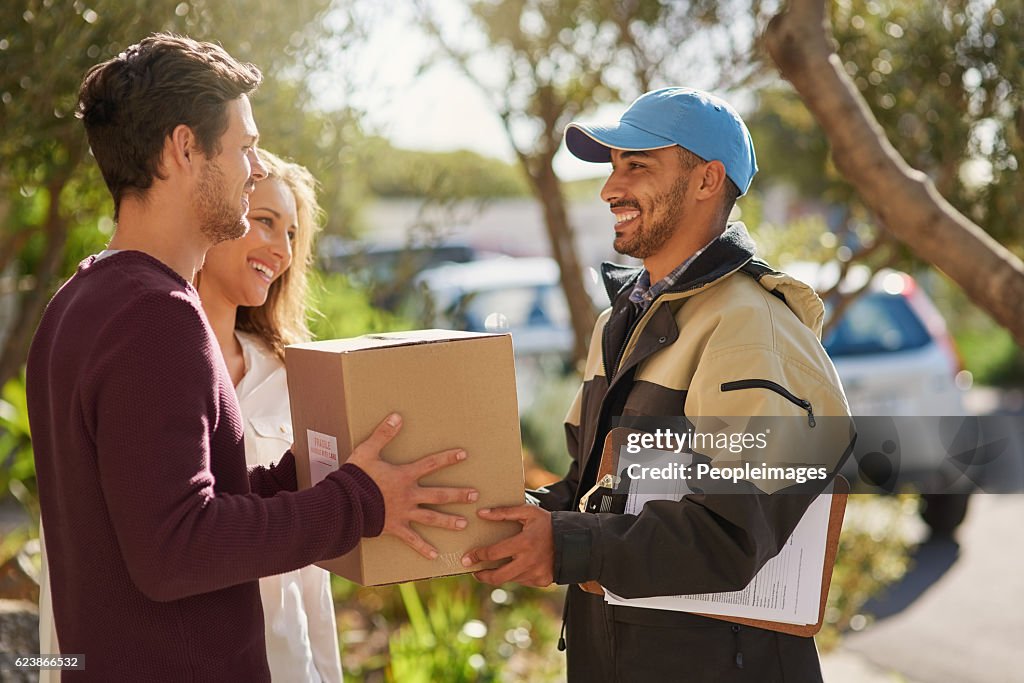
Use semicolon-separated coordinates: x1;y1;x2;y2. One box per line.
919;493;971;537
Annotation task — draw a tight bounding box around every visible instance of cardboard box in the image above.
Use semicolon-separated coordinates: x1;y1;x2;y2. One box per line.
285;329;525;585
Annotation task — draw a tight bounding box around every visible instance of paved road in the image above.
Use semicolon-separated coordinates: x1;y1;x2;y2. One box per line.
823;387;1024;683
835;495;1024;683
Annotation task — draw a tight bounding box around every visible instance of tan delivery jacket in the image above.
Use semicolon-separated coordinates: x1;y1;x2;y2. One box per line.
534;223;855;682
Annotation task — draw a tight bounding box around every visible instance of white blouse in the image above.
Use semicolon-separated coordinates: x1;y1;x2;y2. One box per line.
235;332;343;683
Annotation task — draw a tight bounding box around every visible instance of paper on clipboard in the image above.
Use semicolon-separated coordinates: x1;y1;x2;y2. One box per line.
604;447;832;626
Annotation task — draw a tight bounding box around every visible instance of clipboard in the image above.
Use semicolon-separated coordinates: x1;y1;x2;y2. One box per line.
578;427;848;637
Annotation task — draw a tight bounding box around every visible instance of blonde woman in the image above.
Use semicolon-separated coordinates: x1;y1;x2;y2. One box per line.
39;151;343;681
196;150;341;682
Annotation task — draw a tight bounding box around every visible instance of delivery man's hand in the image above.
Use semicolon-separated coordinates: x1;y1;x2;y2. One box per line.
460;505;554;587
348;413;478;560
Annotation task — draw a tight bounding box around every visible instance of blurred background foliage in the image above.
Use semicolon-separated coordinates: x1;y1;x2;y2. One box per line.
745;0;1024;383
2;0;1022;678
749;0;1024;242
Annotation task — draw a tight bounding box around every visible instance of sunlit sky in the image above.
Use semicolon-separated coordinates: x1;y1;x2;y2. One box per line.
311;3;677;182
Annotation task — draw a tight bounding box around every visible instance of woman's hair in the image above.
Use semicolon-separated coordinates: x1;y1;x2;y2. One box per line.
235;150;323;360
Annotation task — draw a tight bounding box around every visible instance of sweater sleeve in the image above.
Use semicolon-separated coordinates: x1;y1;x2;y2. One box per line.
87;292;384;602
249;451;299;497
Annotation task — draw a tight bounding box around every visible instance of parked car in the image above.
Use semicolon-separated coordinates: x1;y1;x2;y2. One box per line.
412;256;605;357
786;262;972;535
412;256;605;409
319;236;480;309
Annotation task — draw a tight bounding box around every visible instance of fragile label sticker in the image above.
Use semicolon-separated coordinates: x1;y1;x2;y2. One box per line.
307;429;340;485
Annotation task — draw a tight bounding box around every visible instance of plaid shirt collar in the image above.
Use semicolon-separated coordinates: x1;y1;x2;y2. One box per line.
628;238;715;312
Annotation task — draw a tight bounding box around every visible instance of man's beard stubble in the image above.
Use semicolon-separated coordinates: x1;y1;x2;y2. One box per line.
195;160;248;245
613;174;689;260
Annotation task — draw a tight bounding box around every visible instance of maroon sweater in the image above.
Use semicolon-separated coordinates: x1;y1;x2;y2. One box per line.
27;251;384;681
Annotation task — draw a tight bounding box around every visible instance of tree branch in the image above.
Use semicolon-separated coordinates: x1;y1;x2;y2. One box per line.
821;249;901;338
818;233;891;302
765;0;1024;348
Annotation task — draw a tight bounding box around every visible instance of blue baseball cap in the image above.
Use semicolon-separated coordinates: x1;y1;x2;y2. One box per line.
564;87;758;195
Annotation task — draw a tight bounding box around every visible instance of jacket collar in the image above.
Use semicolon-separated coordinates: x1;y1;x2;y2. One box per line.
600;261;644;305
599;222;757;306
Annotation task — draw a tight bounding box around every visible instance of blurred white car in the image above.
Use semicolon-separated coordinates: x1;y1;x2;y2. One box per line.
787;262;972;534
412;256;605;409
412;256;605;358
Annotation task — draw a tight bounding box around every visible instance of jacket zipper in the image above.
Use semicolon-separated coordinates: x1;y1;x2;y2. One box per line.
604;316;635;383
720;379;816;427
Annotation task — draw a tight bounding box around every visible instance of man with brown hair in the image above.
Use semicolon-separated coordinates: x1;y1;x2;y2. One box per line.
27;34;474;681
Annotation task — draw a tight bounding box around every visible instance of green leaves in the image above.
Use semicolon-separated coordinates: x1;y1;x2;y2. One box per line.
0;0;358;388
834;0;1022;239
0;373;35;513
